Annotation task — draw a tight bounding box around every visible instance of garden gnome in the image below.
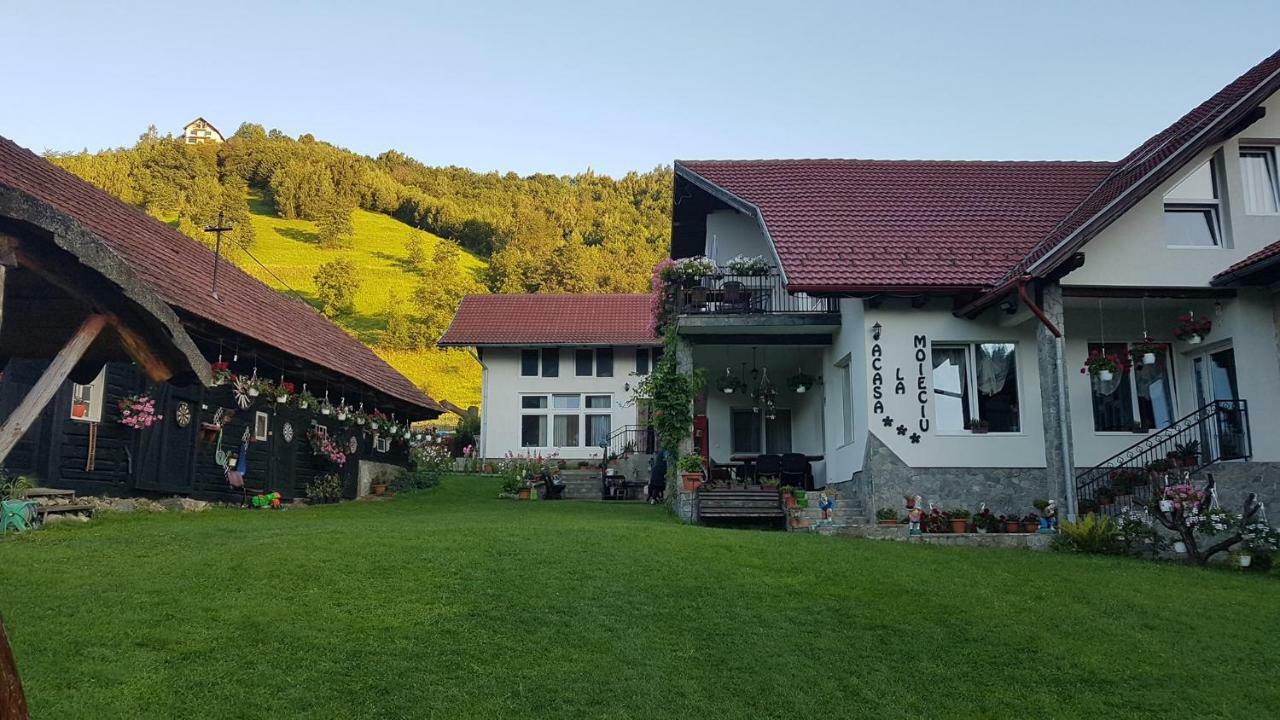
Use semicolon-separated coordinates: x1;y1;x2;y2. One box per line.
907;495;924;535
1040;500;1057;532
818;491;834;523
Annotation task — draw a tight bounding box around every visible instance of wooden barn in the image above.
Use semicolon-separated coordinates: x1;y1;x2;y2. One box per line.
0;136;444;503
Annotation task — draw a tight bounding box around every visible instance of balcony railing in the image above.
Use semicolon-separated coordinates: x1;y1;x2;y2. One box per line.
670;273;838;316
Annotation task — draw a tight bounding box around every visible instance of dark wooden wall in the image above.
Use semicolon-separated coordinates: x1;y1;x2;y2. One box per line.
0;359;411;502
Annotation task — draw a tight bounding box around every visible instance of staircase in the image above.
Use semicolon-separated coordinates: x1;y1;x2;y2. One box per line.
1075;400;1251;514
787;484;869;534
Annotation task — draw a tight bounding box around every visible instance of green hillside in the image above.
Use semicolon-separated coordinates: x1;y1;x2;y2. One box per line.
225;192;483;412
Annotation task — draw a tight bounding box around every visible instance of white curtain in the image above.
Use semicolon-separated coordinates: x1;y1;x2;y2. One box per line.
1240;151;1279;214
975;344;1013;396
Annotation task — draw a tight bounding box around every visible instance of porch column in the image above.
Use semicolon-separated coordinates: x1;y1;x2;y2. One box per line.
674;336;695;458
1035;281;1077;520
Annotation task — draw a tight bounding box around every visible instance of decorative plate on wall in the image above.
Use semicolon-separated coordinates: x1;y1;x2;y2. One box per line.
347;435;359;455
174;402;192;428
281;421;294;443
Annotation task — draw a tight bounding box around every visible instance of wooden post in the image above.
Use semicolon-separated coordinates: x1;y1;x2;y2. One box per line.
0;314;107;464
0;615;28;720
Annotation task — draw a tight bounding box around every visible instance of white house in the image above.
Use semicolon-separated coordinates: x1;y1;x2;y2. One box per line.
665;48;1280;522
439;294;662;461
182;117;224;144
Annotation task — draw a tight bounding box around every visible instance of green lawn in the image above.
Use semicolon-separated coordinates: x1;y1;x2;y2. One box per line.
2;478;1277;719
234;193;484;410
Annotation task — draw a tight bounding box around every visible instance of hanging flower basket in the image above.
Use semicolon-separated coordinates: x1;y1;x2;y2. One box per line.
1129;337;1164;366
276;381;294;404
1081;349;1126;381
1174;312;1211;345
210;361;234;386
787;372;815;394
118;393;161;429
716;370;747;395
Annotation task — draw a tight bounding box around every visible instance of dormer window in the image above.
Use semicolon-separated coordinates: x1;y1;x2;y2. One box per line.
1240;146;1280;215
1164;159;1222;247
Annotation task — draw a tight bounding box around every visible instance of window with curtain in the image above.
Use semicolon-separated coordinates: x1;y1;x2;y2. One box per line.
575;349;593;376
765;410;793;454
553;415;580;447
1089;341;1175;432
586;414;611;447
731;410;762;454
521;415;547;447
931;343;1020;433
1240;146;1280;215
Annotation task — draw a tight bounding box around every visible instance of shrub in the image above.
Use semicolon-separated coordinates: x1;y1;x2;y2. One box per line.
313;258;361;316
305;473;344;502
676;454;704;474
875;507;898;521
391;466;439;493
1052;514;1121;555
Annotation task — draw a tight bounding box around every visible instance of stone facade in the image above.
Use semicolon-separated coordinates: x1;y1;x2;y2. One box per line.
1200;462;1280;515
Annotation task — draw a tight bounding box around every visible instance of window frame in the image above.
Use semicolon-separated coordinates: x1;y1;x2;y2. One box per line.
520;349;539;377
541;347;560;378
835;354;853;447
70;368;107;423
595;347;614;377
1163;158;1224;248
635;348;650;376
518;392;611;450
1240;145;1280;216
575;349;593;377
1086;340;1178;434
931;342;1023;435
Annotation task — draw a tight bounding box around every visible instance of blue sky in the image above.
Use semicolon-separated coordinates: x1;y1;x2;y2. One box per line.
1;1;1277;176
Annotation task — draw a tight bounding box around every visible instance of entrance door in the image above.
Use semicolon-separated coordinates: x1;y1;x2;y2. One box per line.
134;383;200;492
1192;347;1247;461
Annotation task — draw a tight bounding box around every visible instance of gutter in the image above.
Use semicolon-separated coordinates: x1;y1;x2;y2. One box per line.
1015;278;1061;338
1210;252;1280;287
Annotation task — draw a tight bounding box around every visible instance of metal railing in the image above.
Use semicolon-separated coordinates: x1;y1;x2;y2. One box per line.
1075;400;1251;514
671;273;838;316
602;424;656;461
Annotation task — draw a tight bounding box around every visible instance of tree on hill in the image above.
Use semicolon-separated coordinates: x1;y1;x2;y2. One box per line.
405;235;427;270
317;202;355;249
314;258;360;316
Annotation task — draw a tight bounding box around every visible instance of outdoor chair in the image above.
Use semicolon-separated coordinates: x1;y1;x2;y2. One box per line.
754;454;783;485
779;453;814;490
683;286;709;313
541;473;566;500
720;281;751;313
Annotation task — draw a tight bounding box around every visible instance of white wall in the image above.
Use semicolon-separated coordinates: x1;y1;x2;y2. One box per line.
704;210;773;265
820;298;869;484
1065;91;1280;289
478;346;648;459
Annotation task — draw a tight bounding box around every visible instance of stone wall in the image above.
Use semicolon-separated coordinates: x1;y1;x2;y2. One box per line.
1201;463;1280;514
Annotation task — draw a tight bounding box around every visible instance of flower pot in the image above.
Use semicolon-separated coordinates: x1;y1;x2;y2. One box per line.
248;388;260;397
722;388;734;394
321;408;331;416
1004;520;1022;533
371;483;387;496
71;403;88;418
277;396;288;403
1022;521;1039;533
1173;540;1187;554
783;494;797;508
949;518;968;534
681;473;704;492
1159;499;1175;513
518;489;530;500
1142;352;1156;365
1098;370;1114;382
1186;334;1202;345
299;401;309;410
1238;554;1253;568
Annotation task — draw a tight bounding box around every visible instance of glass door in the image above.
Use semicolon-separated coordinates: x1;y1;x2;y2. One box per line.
1192;347;1246;461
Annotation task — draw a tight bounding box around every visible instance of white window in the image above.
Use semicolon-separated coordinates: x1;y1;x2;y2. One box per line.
374;435;391;453
931;343;1021;433
520;393;609;449
1240;146;1280;215
254;411;269;441
1087;342;1176;433
1163;159;1223;247
70;369;106;422
835;354;853;445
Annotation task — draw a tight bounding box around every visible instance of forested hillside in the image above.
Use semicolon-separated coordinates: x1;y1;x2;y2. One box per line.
47;124;673;413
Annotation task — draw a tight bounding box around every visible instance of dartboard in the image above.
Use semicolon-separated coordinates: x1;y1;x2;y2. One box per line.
174;402;192;428
347;435;359;455
282;421;294;443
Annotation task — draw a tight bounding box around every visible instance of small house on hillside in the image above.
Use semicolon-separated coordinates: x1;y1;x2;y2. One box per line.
0;135;444;502
182;117;223;144
438;294;661;461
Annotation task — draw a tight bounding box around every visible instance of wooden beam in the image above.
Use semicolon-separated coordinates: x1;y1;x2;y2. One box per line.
108;317;174;383
0;314;107;464
0;615;28;720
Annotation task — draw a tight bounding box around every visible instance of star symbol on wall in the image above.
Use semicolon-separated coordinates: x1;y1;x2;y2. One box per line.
882;416;894;427
909;432;921;444
896;424;908;436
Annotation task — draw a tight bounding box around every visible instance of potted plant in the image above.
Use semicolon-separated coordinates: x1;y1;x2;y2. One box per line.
716;369;747;395
973;506;997;533
1001;513;1022;533
666;256;716;287
947;508;971;534
1021;514;1040;533
1168;440;1201;468
1174;311;1211;345
787;372;815;394
276;381;294;404
875;507;899;526
71;399;90;418
724;254;770;276
210;360;234;386
1130;336;1164;366
964;419;990;435
1081;349;1126;382
1231;548;1253;569
370;473;390;496
678;454;705;492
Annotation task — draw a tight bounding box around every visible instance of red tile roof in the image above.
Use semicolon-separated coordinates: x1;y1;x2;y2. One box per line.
1211;239;1280;285
438;294;660;347
0;136;442;415
677;159;1114;291
1000;48;1280;288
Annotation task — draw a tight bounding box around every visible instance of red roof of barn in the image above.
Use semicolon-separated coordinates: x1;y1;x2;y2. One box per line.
1211;239;1280;286
0;136;442;415
676;159;1114;291
438;294;660;347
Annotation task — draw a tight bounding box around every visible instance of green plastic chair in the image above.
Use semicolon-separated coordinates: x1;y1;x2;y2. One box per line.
1;499;37;534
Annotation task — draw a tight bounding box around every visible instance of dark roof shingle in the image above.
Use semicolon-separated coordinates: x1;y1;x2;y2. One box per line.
0;136;441;414
439;294;660;347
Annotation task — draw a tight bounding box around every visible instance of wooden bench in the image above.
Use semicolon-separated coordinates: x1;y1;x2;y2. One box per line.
21;487;75;499
697;488;784;525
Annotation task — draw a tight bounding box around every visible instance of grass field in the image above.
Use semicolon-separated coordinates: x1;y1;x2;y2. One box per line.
1;477;1277;719
229;193;484;411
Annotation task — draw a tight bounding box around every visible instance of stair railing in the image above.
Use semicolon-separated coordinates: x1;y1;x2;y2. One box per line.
1075;399;1251;513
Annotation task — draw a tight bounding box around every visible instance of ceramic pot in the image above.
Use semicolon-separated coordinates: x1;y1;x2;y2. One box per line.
1098;370;1114;382
1142;352;1156;365
1186;334;1202;345
1173;540;1187;554
1238;554;1253;568
949;518;968;534
1159;499;1175;513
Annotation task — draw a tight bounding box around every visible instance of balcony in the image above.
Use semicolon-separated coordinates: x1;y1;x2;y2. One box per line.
667;272;840;338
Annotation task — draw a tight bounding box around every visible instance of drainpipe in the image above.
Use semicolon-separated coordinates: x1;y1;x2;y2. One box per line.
1017;278;1077;521
467;348;488;460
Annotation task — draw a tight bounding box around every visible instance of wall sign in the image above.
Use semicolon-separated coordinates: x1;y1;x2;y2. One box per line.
869;326;929;446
